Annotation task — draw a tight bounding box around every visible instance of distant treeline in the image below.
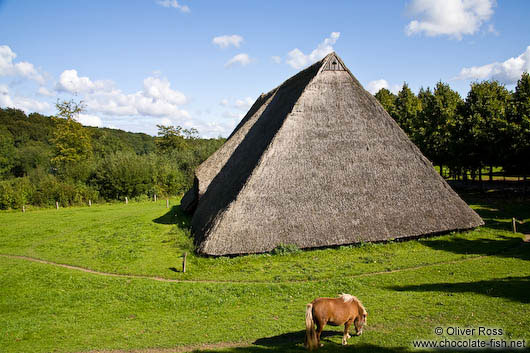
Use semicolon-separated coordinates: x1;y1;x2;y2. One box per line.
0;106;225;210
375;72;530;180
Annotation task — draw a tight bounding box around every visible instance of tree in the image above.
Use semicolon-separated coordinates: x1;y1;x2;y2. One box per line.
395;83;422;141
462;81;511;180
155;124;199;154
0;127;15;178
374;88;398;120
508;72;530;175
51;100;93;168
418;82;463;174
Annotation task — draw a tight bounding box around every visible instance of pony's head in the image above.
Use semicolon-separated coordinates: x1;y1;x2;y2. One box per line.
355;300;367;335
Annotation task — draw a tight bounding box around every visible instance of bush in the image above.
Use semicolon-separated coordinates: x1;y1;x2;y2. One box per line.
0;177;35;209
272;243;301;255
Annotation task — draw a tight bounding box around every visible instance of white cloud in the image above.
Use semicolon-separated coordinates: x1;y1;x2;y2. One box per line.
156;0;190;13
212;35;244;49
225;53;252;68
56;69;111;94
0;45;45;84
271;56;282;64
234;97;254;110
78;113;103;127
366;79;401;95
405;0;496;40
84;75;189;118
286;32;340;69
142;76;186;105
37;86;55;97
455;46;530;84
0;84;51;112
220;97;254;110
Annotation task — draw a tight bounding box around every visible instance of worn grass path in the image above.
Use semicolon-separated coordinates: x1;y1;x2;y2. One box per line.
0;252;492;284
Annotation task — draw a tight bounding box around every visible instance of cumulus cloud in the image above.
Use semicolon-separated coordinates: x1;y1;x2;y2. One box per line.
156;0;190;13
37;86;55;97
286;32;340;69
225;53;252;67
84;75;189;118
0;84;51;112
366;79;401;95
78;113;103;127
212;35;244;48
0;45;45;83
56;69;111;94
234;97;254;110
405;0;496;39
220;97;254;110
455;45;530;84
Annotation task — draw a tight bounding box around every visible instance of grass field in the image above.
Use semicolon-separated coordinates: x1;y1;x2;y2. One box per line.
0;193;529;352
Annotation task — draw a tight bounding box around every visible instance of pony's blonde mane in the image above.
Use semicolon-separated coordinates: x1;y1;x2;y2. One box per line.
339;293;367;315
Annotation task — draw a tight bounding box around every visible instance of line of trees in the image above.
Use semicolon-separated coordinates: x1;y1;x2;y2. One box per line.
0;102;225;210
374;72;530;180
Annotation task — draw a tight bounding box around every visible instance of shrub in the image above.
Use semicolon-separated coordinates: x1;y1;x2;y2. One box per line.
272;243;301;255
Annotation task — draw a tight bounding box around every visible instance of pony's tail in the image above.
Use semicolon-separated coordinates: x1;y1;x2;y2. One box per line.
305;303;318;351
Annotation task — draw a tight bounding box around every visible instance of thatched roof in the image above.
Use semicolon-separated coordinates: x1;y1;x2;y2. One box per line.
183;52;484;256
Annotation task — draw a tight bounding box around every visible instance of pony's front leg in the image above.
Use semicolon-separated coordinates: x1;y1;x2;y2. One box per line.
342;320;353;345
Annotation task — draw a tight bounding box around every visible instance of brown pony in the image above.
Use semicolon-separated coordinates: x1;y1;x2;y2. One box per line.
305;294;367;350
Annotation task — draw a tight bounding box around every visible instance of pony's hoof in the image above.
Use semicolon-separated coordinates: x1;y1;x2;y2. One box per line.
346;333;351;339
342;341;348;345
320;343;324;347
356;331;363;336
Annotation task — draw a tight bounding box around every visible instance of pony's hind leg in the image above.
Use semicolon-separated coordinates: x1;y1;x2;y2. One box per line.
316;320;326;347
342;319;353;345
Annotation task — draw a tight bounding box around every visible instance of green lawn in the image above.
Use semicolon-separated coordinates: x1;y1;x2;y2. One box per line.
0;194;528;353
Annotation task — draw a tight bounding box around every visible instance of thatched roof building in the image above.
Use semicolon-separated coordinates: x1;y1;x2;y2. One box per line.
182;52;483;256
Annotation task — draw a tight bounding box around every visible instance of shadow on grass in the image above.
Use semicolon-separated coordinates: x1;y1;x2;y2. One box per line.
389;276;530;304
420;235;530;262
152;205;191;229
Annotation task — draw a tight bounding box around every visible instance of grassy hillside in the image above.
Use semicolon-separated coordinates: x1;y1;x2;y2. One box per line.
0;193;528;353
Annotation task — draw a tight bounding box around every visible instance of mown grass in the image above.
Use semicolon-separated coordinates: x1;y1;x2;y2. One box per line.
1;195;528;283
0;193;529;352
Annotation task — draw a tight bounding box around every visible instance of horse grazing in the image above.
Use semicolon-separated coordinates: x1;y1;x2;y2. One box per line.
305;293;367;350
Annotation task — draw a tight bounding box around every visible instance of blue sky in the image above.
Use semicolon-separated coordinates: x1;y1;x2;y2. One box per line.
1;0;529;137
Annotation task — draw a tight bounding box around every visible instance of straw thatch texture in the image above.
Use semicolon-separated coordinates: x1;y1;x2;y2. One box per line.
187;53;484;255
180;89;278;212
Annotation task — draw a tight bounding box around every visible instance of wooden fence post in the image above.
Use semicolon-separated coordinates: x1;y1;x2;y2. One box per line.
182;252;187;273
22;205;25;213
512;217;517;233
166;199;169;208
56;201;59;210
125;197;128;204
89;200;92;207
154;194;157;202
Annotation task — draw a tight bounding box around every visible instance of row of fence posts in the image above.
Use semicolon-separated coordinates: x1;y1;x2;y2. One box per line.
21;194;171;212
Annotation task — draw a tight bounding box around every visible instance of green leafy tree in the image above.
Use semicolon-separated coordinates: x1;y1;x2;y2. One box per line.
395;83;422;140
374;88;398;120
462;81;511;180
51;100;93;168
155;124;199;154
418;82;463;174
0;127;16;178
508;72;530;175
